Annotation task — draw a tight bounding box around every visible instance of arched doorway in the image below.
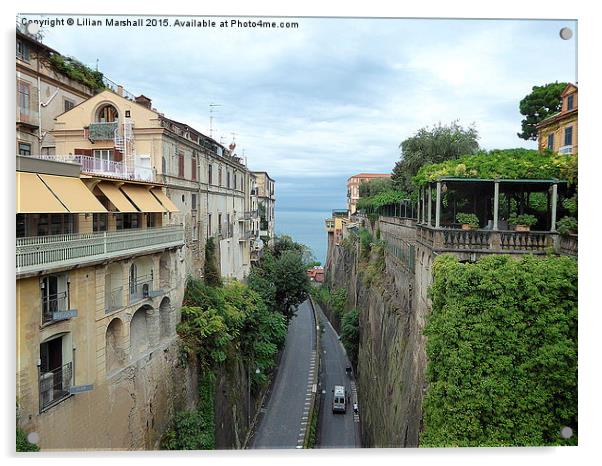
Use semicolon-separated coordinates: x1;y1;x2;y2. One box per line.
105;317;125;373
159;297;171;339
130;305;152;357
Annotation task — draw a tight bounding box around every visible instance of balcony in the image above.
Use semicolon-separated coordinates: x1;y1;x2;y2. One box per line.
243;210;259;220
105;286;124;313
16;225;185;277
41;291;77;325
129;274;161;304
27;154;155;183
239;230;254;242
88;122;118;141
325;219;335;232
17;106;39;127
39;361;72;412
416;224;555;255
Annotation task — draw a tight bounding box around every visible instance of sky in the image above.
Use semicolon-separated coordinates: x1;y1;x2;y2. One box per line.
18;14;577;259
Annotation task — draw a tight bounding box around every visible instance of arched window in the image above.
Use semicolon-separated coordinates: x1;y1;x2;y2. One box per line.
105;318;125;373
130;306;150;357
159;297;171;339
129;263;137;300
96;104;118;123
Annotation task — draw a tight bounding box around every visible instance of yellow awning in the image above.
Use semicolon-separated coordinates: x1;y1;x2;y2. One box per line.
96;182;139;213
120;185;166;212
151;188;179;212
16;172;68;213
39;174;107;213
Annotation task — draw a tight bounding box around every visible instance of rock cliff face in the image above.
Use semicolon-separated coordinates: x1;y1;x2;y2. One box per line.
327;228;433;447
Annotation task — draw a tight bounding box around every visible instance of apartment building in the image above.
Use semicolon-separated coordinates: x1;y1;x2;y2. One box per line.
252;171;276;245
347;173;391;215
537;83;578;155
16;29;98;156
16;155;194;449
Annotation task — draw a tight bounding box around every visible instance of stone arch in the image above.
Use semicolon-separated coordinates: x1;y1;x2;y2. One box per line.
130;305;153;357
129;257;154;302
105;317;125;373
159;297;172;339
95;103;119;123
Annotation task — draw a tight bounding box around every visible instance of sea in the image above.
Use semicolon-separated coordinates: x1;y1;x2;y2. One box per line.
275;208;332;265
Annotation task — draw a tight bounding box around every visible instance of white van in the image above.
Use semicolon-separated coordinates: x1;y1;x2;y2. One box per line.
332;385;346;414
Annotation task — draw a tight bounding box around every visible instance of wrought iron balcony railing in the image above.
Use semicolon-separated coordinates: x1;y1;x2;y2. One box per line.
39;361;72;411
129;274;157;304
16;225;184;277
41;291;75;325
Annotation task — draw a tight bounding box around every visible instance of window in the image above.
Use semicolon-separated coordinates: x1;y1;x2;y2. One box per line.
227;171;231;188
93;213;107;232
208;213;212;236
191;154;197;181
192;193;197;210
208;164;213;185
218;166;223;186
116;213;140;230
218;213;222;234
567;94;574;111
39;334;73;411
146;213;156;228
564;126;573;146
64;99;75;112
547;133;554;151
17;214;26;238
16;40;30;61
18;81;30;113
41;274;70;325
234;173;237;190
96;104;118;123
178;152;185;177
18;142;31;156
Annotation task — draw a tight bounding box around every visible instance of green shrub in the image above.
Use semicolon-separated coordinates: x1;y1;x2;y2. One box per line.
16;427;39;452
456;212;479;228
422;254;577;447
556;216;578;235
562;195;577;217
509;213;538;227
203;237;221;286
341;308;360;366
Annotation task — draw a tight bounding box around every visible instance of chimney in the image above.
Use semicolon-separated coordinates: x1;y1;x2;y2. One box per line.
117;85;124;97
135;95;152;109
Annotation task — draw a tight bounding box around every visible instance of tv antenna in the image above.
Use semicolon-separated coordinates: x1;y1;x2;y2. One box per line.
209;103;222;139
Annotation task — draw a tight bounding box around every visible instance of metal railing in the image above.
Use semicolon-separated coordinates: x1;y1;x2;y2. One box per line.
105;286;124;313
28;154;155;182
41;291;68;325
129;274;154;304
16;225;184;276
39;361;72;411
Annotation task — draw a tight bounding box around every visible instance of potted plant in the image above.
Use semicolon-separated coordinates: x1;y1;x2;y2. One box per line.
456;213;479;230
509;213;537;232
556;216;578;235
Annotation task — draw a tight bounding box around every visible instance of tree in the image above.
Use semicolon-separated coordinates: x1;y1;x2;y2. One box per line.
359;177;393;198
203;237;221;287
517;82;568;141
391;121;479;193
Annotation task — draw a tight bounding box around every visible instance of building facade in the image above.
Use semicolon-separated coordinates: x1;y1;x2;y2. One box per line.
347;173;391;215
16;155;196;450
16;29;98;157
537;83;578;155
252;171;276;244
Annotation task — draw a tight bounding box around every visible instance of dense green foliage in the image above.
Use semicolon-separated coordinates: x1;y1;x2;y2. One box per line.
517;82;568;141
248;236;311;321
161;373;215;450
356;189;411;212
422;254;578;447
358;177;393;198
48;54;105;91
414;149;574;186
340;308;360;366
392;121;480;192
203;237;221;286
16;427;39;452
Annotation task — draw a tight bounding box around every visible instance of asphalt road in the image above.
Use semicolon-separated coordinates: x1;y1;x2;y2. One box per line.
314;302;361;448
251;299;316;449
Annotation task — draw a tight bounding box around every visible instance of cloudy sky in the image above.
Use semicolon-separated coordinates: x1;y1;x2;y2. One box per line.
20;14;577;259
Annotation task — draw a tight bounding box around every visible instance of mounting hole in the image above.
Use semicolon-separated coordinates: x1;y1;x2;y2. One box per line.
560;426;573;439
559;27;573;40
27;432;40;444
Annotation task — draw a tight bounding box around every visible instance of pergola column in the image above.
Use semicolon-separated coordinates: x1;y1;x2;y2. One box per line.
493;181;500;231
416;190;421;223
551;183;558;231
426;184;433;227
435;181;441;229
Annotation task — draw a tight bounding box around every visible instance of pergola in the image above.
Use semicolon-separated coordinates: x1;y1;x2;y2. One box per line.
416;177;568;232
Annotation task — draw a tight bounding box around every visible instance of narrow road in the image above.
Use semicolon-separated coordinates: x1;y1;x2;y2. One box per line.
251;299;317;448
314;301;361;448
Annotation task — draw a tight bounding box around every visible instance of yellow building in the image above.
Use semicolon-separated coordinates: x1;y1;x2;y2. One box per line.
537;83;578;155
15;155;198;449
49;88;256;280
